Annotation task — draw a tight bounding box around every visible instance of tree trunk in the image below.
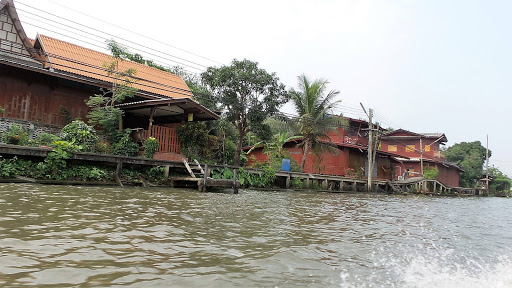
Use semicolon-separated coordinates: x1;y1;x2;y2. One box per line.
301;139;311;170
234;129;244;167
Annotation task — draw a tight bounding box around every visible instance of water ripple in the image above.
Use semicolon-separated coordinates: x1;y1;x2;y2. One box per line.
0;184;511;287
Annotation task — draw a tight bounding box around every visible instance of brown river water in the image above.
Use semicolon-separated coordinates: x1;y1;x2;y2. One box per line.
0;183;511;287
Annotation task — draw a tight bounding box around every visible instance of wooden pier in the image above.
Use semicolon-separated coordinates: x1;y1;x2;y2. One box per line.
0;144;485;195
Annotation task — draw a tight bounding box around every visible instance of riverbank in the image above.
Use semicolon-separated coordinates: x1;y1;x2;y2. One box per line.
0;143;496;196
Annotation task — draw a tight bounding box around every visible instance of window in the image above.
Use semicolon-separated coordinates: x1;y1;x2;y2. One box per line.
405;145;415;152
424;145;430;152
388;145;397;152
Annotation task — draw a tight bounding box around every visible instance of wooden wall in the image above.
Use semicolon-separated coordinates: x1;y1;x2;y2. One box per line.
0;65;93;126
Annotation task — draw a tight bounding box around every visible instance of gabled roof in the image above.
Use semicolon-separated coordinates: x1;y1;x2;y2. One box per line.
381;129;447;142
0;0;44;64
34;35;194;100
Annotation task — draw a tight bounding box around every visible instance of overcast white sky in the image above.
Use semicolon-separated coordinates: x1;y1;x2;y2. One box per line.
15;0;512;176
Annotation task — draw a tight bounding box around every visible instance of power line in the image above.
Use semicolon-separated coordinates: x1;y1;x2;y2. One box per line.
19;18;203;75
15;2;212;70
41;0;224;65
16;7;205;72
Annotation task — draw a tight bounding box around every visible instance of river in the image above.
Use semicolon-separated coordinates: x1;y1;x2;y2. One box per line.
0;183;511;287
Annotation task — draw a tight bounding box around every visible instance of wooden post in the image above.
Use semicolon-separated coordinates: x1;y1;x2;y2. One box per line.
340;180;344;191
420;137;424;176
306;178;311;189
148;106;157;137
322;179;328;190
164;165;169;185
352;181;357;192
24;93;31;121
285;175;291;189
203;164;208;192
233;168;239;194
433;181;437;193
367;108;373;192
114;161;123;187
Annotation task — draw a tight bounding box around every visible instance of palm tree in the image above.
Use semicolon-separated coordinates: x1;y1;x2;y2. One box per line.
289;74;344;170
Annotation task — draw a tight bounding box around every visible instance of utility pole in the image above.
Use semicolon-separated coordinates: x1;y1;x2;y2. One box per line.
360;103;373;192
486;135;489;194
420;137;424;176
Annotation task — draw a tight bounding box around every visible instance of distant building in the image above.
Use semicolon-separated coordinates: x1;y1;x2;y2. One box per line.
0;0;218;160
246;117;403;180
380;129;463;187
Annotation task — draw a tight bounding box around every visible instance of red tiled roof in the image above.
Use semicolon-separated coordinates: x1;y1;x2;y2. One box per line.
37;35;193;99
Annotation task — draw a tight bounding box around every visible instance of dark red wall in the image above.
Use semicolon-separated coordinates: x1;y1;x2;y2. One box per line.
0;65;93;126
247;145;394;180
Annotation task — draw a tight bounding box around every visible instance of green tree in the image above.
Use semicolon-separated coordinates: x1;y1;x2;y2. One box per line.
488;166;511;196
201;59;288;166
87;40;137;136
0;105;4;115
289;74;345;169
445;141;491;187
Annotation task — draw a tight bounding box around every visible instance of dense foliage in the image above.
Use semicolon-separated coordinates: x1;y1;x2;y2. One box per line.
2;124;29;145
0;105;4;114
60;120;99;152
112;129;140;156
37;141;80;179
423;165;439;180
445;141;490;187
144;137;159;158
35;133;60;146
212;166;276;188
488;166;512;196
201;59;289;166
0;156;167;183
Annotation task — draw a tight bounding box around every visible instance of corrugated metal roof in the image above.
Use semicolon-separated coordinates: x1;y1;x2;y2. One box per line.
38;35;193;99
419;133;444;138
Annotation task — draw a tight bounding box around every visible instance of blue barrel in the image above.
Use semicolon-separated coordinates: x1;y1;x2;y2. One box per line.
281;158;291;172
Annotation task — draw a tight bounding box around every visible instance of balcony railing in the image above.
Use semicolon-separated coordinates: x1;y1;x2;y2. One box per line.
343;136;368;146
434;151;445;159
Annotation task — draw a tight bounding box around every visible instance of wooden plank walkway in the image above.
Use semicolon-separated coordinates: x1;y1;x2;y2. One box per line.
0;144;483;195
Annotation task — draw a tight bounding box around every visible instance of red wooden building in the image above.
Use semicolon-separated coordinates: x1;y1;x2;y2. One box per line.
380;129;463;187
0;0;218;160
246;117;403;180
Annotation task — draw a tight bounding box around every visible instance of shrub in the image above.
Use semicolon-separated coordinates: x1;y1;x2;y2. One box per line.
2;124;29;145
60;120;98;151
37;141;80;179
144;137;159;158
145;166;165;182
112;129;139;156
93;141;110;154
215;166;276;188
423;166;439;180
36;133;60;146
0;105;4;115
59;165;110;181
290;177;305;189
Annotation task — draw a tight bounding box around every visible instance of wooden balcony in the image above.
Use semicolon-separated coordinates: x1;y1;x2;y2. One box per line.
433;151;445;159
343;136;368;146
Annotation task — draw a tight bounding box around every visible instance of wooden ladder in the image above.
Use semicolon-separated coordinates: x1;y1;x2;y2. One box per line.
182;159;204;178
388;181;403;193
